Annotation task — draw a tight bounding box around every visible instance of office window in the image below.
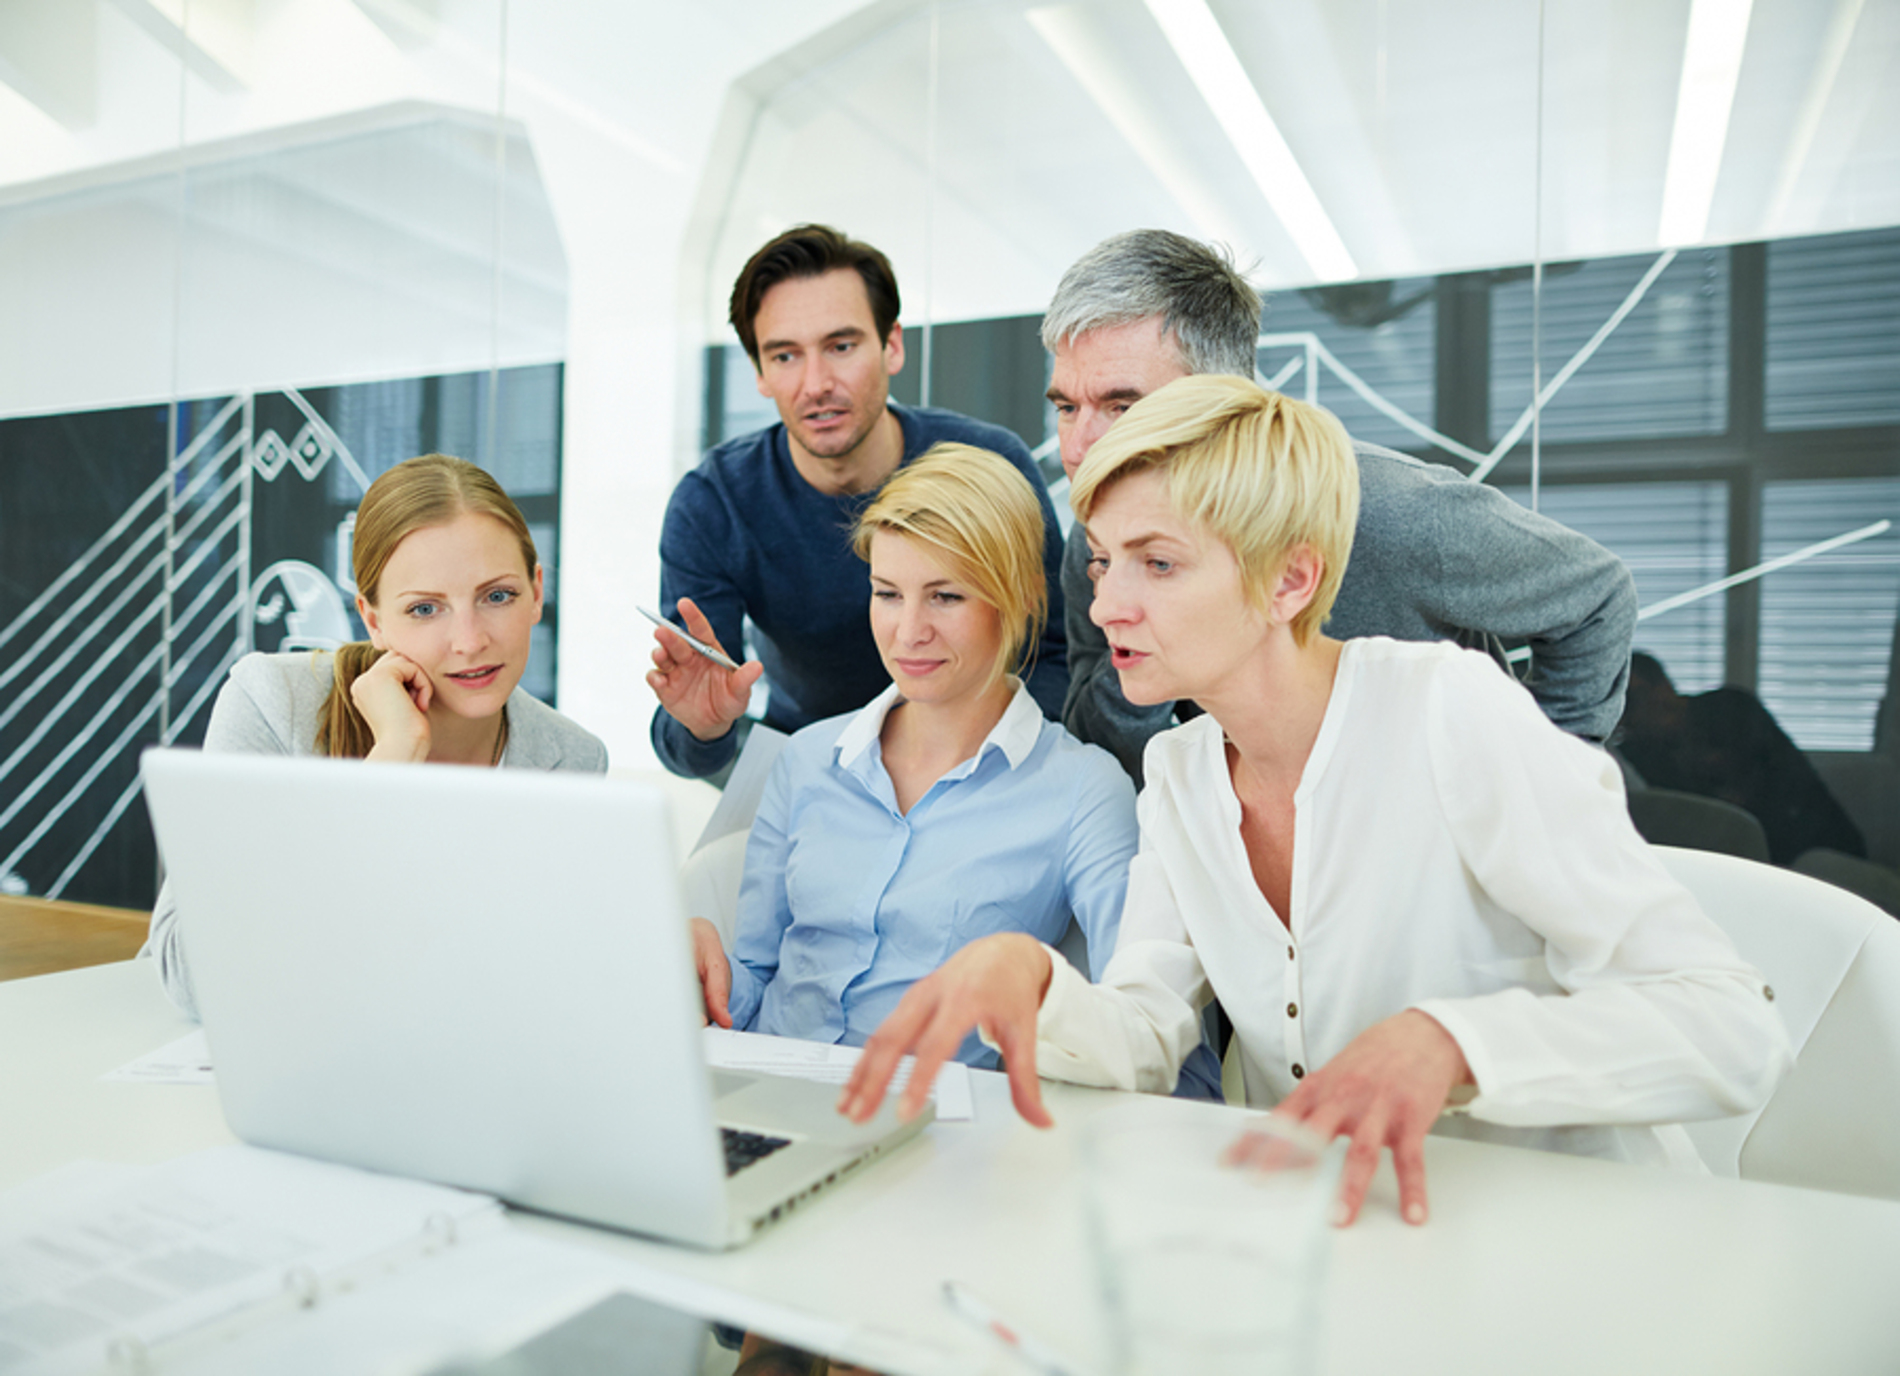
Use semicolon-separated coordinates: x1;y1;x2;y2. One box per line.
1256;279;1436;456
1758;478;1900;751
1500;480;1729;693
1766;229;1900;433
1490;251;1729;445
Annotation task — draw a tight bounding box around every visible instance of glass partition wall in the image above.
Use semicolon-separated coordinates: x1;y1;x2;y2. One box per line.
693;0;1900;891
0;1;566;908
1;0;1893;911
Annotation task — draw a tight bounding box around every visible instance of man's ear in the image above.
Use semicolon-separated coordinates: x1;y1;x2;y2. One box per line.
1269;545;1324;623
883;322;906;377
358;593;386;650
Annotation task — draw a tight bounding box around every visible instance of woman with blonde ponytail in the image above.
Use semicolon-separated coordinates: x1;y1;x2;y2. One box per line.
141;454;606;1018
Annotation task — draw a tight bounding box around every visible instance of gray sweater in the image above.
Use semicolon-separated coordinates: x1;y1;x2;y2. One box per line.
1063;440;1639;783
139;651;608;1019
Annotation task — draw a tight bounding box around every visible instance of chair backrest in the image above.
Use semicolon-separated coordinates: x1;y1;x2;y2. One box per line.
1657;846;1900;1201
675;726;791;945
680;829;750;945
1630;789;1771;863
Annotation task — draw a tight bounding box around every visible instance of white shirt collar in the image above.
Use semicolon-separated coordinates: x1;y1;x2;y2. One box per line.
834;677;1041;772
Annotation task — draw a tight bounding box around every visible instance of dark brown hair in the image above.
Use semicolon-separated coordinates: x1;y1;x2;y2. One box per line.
314;455;537;758
728;224;901;367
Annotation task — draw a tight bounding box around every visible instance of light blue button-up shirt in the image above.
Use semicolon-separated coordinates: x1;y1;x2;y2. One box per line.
728;681;1137;1068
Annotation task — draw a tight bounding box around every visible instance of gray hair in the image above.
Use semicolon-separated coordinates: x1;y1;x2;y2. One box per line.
1040;230;1262;378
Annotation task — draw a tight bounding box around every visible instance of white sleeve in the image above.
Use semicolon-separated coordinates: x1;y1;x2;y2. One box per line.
1033;830;1214;1095
1413;655;1791;1128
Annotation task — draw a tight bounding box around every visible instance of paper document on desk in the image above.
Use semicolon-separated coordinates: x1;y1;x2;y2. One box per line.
101;1028;214;1084
703;1026;974;1121
0;1144;497;1376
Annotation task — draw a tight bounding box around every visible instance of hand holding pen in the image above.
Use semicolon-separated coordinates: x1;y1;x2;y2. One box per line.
644;597;763;742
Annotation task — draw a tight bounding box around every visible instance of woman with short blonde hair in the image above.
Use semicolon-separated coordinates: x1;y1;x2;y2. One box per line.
843;375;1789;1228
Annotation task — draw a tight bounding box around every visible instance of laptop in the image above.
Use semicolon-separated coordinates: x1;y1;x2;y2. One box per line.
139;748;932;1250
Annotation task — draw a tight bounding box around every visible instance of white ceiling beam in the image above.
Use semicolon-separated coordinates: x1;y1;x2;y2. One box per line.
348;0;438;53
1143;0;1357;282
0;0;96;130
101;0;254;94
1026;3;1254;255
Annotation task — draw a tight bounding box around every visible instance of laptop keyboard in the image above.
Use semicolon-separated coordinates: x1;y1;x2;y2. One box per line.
722;1127;793;1176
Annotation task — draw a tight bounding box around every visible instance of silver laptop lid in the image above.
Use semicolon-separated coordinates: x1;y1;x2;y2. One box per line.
140;748;733;1245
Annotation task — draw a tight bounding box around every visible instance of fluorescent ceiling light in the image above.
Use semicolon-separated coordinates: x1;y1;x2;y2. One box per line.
1657;0;1755;247
1142;0;1356;282
1026;5;1253;251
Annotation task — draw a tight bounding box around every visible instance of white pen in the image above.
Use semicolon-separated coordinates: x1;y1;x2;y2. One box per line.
942;1280;1077;1376
638;605;742;671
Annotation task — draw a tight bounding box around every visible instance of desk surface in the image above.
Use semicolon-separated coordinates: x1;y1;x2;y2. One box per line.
0;895;149;982
7;961;1900;1376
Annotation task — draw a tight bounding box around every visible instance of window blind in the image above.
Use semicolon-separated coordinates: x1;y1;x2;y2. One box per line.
1758;477;1900;750
1499;479;1729;692
1765;228;1900;432
1490;251;1729;444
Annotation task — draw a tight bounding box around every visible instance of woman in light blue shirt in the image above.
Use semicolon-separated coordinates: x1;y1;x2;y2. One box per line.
691;443;1137;1069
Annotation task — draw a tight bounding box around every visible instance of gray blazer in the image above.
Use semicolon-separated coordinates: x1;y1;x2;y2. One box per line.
139;651;608;1019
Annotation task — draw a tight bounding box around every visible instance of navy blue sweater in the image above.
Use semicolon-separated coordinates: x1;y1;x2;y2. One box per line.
651;404;1068;778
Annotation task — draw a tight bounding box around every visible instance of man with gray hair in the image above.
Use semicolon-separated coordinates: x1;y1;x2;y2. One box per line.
1047;229;1638;781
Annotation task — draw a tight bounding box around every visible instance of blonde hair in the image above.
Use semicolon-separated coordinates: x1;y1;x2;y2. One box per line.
851;443;1047;690
1069;375;1359;645
315;455;538;758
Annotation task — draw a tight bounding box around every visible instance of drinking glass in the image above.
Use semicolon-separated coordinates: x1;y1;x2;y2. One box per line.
1084;1102;1339;1376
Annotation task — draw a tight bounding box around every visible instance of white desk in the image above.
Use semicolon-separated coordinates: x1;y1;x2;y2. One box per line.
8;961;1900;1376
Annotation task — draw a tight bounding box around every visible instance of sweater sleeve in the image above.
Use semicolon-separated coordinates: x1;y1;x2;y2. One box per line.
1411;653;1791;1127
1376;450;1637;742
650;472;748;779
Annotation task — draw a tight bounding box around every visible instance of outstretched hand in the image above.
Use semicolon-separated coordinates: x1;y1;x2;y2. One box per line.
690;917;733;1028
838;933;1055;1127
351;650;434;762
645;597;763;742
1242;1009;1471;1227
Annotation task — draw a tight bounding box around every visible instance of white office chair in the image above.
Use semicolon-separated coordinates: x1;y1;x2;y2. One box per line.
1658;845;1900;1202
674;726;790;945
680;829;750;945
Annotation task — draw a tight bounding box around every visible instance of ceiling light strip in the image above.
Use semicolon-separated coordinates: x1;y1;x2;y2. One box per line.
1142;0;1355;282
1657;0;1756;247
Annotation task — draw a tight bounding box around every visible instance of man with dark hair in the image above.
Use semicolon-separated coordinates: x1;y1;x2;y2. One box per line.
649;224;1068;779
1049;229;1639;782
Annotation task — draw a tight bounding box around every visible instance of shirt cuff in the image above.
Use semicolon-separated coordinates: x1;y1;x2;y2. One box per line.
1410;998;1488;1116
976;940;1074;1057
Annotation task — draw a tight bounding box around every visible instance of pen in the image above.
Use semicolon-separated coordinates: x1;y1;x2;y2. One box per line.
638;605;742;671
942;1280;1077;1376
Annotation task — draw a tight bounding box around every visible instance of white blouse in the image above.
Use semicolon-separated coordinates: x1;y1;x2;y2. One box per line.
1035;638;1791;1167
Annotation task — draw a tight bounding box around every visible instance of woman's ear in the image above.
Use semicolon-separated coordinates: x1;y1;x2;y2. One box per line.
529;564;546;625
1269;545;1324;623
357;593;386;650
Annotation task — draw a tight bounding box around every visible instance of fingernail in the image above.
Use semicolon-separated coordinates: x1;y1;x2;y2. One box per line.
1330;1201;1351;1228
1405;1202;1427;1225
